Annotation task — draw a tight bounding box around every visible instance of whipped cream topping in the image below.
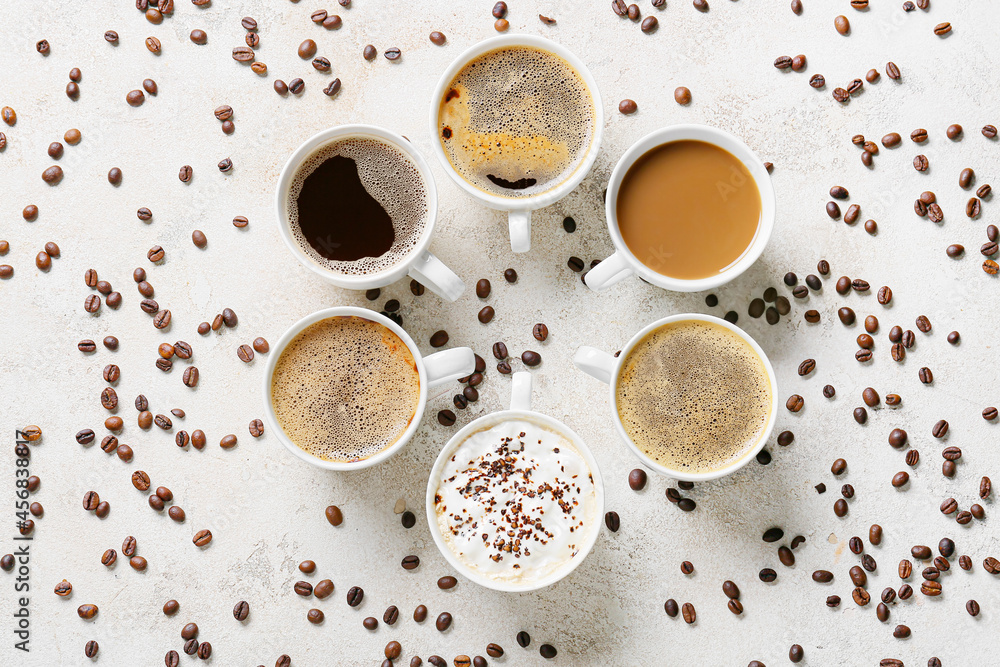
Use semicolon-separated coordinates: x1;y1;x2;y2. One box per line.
434;419;597;583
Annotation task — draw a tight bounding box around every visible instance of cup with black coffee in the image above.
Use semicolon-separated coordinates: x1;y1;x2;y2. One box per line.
276;125;466;300
430;35;604;252
263;307;475;471
574;313;778;481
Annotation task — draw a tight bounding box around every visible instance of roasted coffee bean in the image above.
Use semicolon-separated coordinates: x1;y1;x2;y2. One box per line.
834;499;849;517
344;585;364;606
809;73;825;88
192;529;212;546
785;394;804;412
78;604;98;620
892;471;909;487
812;569;834;583
862;387;879;406
852;587;870;606
756;567;777;583
181;366;199;387
931;419;949;438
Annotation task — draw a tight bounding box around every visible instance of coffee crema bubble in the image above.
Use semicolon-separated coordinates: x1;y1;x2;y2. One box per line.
286;137;428;275
270;316;420;462
438;46;595;199
616;320;771;474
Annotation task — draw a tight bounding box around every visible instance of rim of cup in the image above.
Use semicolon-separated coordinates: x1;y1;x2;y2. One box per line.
428;34;605;212
274;124;439;289
607;313;779;481
261;306;431;472
425;409;606;592
603;124;776;292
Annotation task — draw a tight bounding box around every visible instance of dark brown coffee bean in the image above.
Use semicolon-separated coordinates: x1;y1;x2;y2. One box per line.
933;21;952;36
192;529;212;546
181;366;199;387
786;394;804;412
932;419;949;438
437;409;456;426
812;570;834;583
809;73;825;88
804;310;821;324
862;387;879;406
604;510;620;532
384;47;402;61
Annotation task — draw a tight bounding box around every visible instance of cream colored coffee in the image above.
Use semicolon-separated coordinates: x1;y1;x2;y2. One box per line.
286;136;429;276
616;320;771;474
437;45;595;199
270;316;420;462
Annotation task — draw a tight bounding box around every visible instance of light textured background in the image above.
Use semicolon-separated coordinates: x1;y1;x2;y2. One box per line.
2;1;999;665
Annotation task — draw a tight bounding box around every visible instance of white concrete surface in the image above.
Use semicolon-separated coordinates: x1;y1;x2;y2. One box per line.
1;1;998;665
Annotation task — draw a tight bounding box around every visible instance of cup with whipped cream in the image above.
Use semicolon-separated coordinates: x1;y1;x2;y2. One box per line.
426;372;605;592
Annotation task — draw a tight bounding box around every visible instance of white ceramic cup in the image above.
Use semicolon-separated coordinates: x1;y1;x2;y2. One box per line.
585;124;776;293
262;306;475;471
275;124;466;301
573;313;778;482
429;35;604;253
425;372;605;592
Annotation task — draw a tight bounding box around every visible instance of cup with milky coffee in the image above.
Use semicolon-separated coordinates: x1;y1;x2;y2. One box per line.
430;35;604;253
275;125;466;301
585;125;775;293
263;307;475;471
574;314;778;481
426;372;604;592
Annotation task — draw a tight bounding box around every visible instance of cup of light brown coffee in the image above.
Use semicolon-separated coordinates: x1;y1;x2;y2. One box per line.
573;313;778;481
262;307;475;471
429;35;604;253
585;125;775;293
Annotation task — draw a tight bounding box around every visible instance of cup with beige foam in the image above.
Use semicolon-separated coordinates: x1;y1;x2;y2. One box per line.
426;372;605;592
263;306;475;471
429;35;604;253
574;313;778;482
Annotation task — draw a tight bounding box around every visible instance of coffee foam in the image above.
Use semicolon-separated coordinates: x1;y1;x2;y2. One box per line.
286;137;428;275
270;316;421;462
438;46;595;199
616;320;772;474
434;418;597;584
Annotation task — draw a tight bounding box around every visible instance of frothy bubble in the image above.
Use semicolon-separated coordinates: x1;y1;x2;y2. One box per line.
271;316;421;462
616;321;772;474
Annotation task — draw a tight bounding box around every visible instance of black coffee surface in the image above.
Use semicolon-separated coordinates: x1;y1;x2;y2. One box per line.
295;155;394;262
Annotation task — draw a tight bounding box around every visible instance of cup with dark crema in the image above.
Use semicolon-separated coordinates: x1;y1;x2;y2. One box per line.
263;307;475;471
573;314;778;481
585;125;775;293
276;125;466;301
430;35;603;253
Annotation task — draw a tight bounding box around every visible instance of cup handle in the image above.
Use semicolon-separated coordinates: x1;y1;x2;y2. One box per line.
584;251;634;292
509;372;533;411
573;346;617;385
509;209;531;253
407;250;465;302
423;347;476;388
